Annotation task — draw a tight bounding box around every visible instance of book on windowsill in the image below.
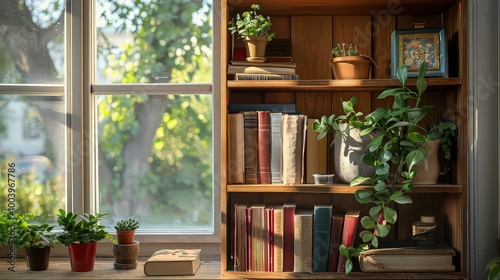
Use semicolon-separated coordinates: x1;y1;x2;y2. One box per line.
143;249;201;276
358;240;456;272
234;73;298;80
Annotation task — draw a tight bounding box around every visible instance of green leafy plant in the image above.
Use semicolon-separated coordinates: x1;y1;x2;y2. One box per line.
114;218;139;231
0;210;11;245
332;43;358;57
485;256;500;280
56;209;112;246
14;213;59;249
228;4;275;41
315;62;456;274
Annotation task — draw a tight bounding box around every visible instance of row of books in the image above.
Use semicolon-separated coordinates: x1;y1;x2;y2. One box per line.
227;110;327;185
233;203;360;273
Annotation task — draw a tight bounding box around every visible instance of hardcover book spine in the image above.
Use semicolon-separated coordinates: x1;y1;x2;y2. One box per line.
282;203;296;272
270;113;282;184
257;111;271;184
306;118;327;183
235;73;298;80
312;204;332;272
337;209;360;272
327;214;344;272
282;114;305;185
227;113;245;184
293;209;313;272
243;111;258;184
234;203;248;271
273;205;284;272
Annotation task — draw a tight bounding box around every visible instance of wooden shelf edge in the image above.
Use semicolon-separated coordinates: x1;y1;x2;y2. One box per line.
226;184;462;194
222;271;467;279
227;78;463;92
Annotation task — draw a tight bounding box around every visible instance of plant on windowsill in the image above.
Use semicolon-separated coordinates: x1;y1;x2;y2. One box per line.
56;209;112;272
14;213;59;271
330;43;374;79
113;218;140;270
228;4;275;63
315;62;456;274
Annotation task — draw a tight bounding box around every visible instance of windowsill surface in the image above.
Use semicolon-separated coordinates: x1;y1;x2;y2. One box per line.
0;258;227;279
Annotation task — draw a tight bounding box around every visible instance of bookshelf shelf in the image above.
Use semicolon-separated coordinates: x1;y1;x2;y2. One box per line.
227;78;463;92
222;271;468;279
227;184;463;194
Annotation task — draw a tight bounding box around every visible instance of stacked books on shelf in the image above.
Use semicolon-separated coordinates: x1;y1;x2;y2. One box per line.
228;107;326;185
232;203;360;273
228;61;298;80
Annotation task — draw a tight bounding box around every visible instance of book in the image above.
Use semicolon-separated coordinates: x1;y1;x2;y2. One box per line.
327;214;344;272
282;203;296;272
228;103;296;114
235;73;299;80
264;205;273;271
250;204;267;271
243;111;258;184
337;209;361;272
257;111;271;184
234;203;248;271
358;240;456;272
281;114;307;185
272;205;284;272
143;249;201;276
270;112;282;184
228;65;296;75
231;60;297;68
312;204;332;272
227;113;245;184
306;118;327;183
293;209;313;272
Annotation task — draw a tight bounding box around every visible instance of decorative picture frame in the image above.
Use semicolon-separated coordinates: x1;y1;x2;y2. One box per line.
391;28;448;78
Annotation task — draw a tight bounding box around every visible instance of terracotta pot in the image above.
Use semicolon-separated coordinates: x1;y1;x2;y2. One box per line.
25;246;51;271
116;229;135;244
113;241;140;270
330;56;373;79
244;36;269;63
68;241;97;272
412;139;440;184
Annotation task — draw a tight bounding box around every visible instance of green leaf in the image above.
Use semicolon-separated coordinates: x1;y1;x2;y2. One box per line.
383;207;397;224
375;163;390;176
360;127;375;136
407;132;427;144
371;236;379;248
393;195;413;204
374;181;386;192
417;77;427;96
369;134;384;152
361;153;376;166
351;176;371;186
375;224;391;237
369;206;382;220
345;259;353;275
378;88;405;99
361;216;376;230
389;191;403;200
361;231;374;242
339;244;350;258
354;190;373;204
418;61;428;78
406;149;427;170
397;65;408;85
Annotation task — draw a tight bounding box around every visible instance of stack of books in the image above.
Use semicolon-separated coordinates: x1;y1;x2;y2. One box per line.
228;61;298;80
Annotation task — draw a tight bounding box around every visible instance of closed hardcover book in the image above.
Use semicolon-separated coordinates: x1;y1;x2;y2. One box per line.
358;240;456;272
228;65;296;75
293;209;313;272
227;113;245;184
143;249;201;276
243;111;258;184
234;203;248;271
327;214;344;272
273;205;284;272
306;118;327;183
282;203;296;272
312;204;332;272
257;111;271;184
270;112;282;184
235;73;298;80
281;114;307;185
251;204;266;271
230;60;297;68
337;209;361;272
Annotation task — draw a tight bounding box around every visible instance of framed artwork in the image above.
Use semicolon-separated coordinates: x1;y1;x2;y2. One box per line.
391;28;448;78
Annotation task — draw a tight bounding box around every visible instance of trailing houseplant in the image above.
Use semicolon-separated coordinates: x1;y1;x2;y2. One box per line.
56;209;112;272
330;43;374;79
113;218;140;270
228;4;275;62
315;62;456;274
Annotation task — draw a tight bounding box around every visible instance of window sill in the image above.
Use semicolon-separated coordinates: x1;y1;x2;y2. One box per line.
0;258;225;279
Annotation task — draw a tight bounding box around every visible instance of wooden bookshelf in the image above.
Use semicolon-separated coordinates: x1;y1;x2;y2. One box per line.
220;0;468;279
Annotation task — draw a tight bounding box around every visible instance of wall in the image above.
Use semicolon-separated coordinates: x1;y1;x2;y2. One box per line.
469;0;500;279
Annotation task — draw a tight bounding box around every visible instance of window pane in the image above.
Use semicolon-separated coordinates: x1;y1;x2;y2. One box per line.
97;94;213;230
96;0;213;84
0;1;65;84
0;96;66;223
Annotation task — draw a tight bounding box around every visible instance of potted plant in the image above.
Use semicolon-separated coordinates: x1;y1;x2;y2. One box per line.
0;210;10;246
14;213;59;271
485;256;500;280
330;43;374;79
228;4;275;62
113;218;140;270
315;62;456;274
56;209;112;272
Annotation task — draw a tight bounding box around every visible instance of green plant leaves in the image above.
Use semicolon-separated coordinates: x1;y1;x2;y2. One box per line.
396;65;408;86
383;207;397;224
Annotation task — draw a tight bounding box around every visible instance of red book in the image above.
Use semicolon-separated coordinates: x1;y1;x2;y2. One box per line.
327;214;344;272
337;209;361;272
257;111;271;184
283;203;297;272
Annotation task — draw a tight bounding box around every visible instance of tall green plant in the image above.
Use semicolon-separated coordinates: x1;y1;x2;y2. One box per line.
56;209;112;246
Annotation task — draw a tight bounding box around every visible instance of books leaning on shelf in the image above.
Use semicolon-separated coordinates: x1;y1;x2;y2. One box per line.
143;249;201;276
358;240;456;272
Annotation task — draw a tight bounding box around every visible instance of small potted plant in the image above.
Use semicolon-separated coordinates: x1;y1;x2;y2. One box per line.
56;209;112;272
14;213;59;271
330;43;374;79
113;218;140;270
228;4;275;62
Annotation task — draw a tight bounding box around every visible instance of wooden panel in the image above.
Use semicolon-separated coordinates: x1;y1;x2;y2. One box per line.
271;17;291;39
373;15;396;79
333;16;372;57
397;15;443;29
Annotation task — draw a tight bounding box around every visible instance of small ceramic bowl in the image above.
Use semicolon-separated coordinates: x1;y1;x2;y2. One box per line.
312;174;335;184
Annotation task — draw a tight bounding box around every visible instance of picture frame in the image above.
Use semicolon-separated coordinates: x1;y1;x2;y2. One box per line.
391;28;448;78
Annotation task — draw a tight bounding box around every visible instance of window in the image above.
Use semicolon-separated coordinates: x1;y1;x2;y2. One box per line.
0;0;217;244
